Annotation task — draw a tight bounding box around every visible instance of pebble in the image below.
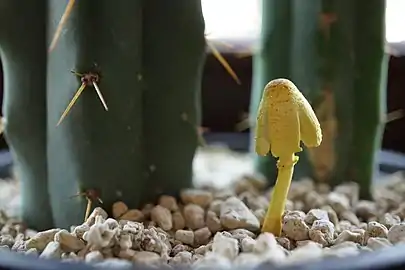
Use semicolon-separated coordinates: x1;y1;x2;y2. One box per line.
286;242;323;264
170;251;193;266
324;242;360;258
233;253;263;268
172;211;186;231
26;229;60;252
184;204;206;230
335;230;363;245
194;227;212;246
365;221;388;243
305;209;329;225
112;201;128;219
39;241;62;260
206;211;223;233
220;197;260;232
276;237;292;250
181;189;213;208
334;182;359;206
54;230;85;252
354;200;377;221
283;212;310;241
159;195;179;212
253;209;265;225
120;209;144;222
241;237;256;252
233;174;267;195
309;220;335;246
379;213;401;229
0;234;14;248
366;237;393;250
211;232;239;260
151;205;172;231
175;230;194;246
340;210;361;226
133;251;162;265
388;223;405;244
327;192;350;214
209;200;223;216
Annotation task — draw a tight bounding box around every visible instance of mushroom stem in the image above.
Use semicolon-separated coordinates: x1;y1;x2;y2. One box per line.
262;154;298;235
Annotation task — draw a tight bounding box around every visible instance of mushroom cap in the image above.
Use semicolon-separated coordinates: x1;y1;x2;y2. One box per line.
255;78;322;158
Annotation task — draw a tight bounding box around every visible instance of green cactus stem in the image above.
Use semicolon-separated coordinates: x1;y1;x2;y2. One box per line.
250;0;292;185
250;0;320;184
251;0;387;197
47;0;206;228
350;0;387;199
142;0;206;200
46;0;145;228
317;0;354;188
1;0;206;229
0;0;54;230
322;0;387;200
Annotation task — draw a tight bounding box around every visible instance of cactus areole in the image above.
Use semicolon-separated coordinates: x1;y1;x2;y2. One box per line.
255;78;322;235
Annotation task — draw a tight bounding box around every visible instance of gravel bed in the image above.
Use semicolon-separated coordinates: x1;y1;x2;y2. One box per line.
0;172;405;269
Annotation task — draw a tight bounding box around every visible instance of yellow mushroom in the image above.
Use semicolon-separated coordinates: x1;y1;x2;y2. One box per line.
254;78;322;235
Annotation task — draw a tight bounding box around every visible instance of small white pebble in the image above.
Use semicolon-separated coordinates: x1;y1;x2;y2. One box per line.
233;253;263;268
211;232;239;260
39;241;62;260
305;209;329;225
367;237;393;250
241;237;256;252
327;192;350;214
388;223;405;244
309;220;335;246
170;251;193;266
285;242;323;265
253;233;278;253
335;230;364;245
54;229;85;252
85;250;104;263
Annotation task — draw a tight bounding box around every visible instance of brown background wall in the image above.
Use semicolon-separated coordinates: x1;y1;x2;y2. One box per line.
201;54;405;153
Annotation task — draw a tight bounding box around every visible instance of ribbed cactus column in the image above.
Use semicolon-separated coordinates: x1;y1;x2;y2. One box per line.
323;0;356;188
2;0;208;229
142;0;206;199
0;0;53;230
251;0;387;197
289;0;322;180
47;0;145;228
321;0;387;199
250;0;292;184
251;0;320;184
350;0;387;199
